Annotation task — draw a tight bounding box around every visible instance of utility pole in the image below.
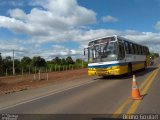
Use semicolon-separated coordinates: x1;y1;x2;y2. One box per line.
13;49;15;75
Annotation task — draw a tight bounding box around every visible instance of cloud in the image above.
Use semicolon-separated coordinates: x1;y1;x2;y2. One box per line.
0;0;96;36
1;29;160;60
0;16;44;35
0;39;27;59
0;38;83;60
0;0;97;59
154;21;160;30
102;15;119;22
8;8;27;20
0;0;160;60
49;45;82;58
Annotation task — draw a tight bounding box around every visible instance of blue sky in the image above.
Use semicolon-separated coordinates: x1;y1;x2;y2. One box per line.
78;0;160;31
0;0;160;60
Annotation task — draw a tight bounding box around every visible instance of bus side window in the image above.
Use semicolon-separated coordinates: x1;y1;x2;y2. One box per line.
142;47;145;55
140;46;143;55
138;45;140;55
132;44;135;54
133;44;138;55
137;45;140;55
124;41;129;54
118;42;125;60
129;43;134;54
139;46;142;55
144;47;147;55
136;45;138;54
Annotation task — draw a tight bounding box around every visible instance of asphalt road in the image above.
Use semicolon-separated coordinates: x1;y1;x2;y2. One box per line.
0;58;160;120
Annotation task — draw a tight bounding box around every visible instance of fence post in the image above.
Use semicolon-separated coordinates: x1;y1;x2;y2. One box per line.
39;69;41;80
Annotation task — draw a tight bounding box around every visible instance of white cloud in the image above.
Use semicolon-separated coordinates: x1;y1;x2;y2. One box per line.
0;0;96;37
0;39;27;58
0;38;83;60
8;8;27;20
154;21;160;30
1;29;160;60
102;15;119;22
29;0;96;25
0;0;160;60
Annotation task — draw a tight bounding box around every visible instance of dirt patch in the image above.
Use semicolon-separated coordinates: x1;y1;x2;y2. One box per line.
0;69;89;95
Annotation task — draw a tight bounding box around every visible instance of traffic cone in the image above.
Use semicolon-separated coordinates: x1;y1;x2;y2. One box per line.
129;75;143;100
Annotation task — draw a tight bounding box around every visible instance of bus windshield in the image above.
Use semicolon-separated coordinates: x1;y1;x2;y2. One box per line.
88;42;118;63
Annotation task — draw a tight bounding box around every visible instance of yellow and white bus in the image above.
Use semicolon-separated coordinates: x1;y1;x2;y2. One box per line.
86;35;150;76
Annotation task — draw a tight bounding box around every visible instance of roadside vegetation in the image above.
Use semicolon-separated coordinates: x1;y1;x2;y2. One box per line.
0;53;88;76
150;52;159;59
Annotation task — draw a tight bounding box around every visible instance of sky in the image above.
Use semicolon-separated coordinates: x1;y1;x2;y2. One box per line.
0;0;160;60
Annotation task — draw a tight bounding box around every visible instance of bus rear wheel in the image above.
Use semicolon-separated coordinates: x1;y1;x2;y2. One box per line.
128;64;132;76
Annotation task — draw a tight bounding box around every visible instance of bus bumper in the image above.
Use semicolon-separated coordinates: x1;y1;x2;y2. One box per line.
88;68;121;76
88;65;129;76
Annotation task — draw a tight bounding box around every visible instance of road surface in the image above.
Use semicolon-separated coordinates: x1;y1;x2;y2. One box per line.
0;58;160;120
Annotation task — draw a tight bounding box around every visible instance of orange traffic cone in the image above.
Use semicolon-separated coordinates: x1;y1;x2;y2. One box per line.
129;75;143;100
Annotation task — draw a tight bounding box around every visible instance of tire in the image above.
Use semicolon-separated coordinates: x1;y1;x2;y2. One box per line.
128;64;132;76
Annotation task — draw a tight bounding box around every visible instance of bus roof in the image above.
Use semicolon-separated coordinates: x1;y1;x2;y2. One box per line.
116;35;148;48
88;35;117;43
88;35;148;48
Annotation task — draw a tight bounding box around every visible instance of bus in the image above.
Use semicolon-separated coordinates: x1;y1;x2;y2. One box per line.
85;35;150;76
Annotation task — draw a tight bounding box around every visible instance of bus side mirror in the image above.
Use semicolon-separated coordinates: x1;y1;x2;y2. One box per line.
84;49;85;56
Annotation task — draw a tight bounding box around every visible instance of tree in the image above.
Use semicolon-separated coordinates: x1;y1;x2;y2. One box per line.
0;56;13;75
76;58;82;64
54;57;61;64
66;56;74;64
14;59;21;72
61;58;66;65
150;52;159;59
20;56;31;68
5;56;12;60
154;53;159;58
31;56;46;67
